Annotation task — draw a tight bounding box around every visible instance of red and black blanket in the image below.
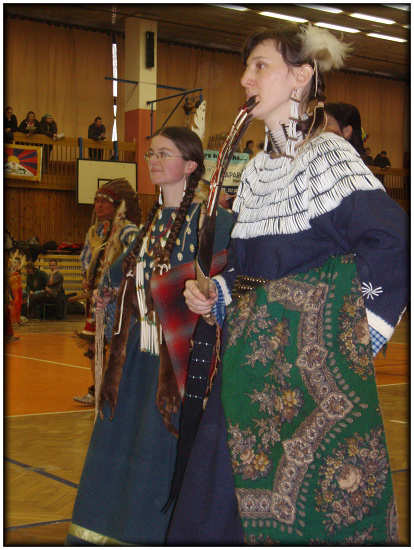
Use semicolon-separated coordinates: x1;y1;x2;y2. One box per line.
150;249;227;398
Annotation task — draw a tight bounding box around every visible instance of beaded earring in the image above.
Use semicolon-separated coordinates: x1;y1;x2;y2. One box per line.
286;87;301;158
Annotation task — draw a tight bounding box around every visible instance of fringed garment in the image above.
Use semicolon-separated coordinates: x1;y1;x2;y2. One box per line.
66;204;233;545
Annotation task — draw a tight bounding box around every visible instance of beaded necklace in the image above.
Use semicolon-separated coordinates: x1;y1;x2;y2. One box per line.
146;209;176;258
134;203;200;355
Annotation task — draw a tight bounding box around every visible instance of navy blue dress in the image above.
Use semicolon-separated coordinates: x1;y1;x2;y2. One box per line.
66;204;233;545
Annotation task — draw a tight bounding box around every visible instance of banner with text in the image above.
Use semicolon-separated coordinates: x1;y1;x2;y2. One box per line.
203;150;250;194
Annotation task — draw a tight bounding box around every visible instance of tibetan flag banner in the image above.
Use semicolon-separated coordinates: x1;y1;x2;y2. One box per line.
5;144;42;181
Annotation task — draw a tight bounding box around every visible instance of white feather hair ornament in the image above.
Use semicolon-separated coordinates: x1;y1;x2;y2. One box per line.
300;24;352;72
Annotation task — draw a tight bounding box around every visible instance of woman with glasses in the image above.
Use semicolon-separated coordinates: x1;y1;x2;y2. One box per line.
171;26;408;544
66;127;234;545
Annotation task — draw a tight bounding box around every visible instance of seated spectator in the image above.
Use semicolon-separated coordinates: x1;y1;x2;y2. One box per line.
243;139;254;158
374;150;391;169
28;258;65;319
18;111;40;135
24;261;48;318
4;106;18;143
325;102;365;157
88;116;106;160
363;146;374;166
40;114;58;171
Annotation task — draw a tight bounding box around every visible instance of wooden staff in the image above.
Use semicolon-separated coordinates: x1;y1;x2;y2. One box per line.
166;95;257;509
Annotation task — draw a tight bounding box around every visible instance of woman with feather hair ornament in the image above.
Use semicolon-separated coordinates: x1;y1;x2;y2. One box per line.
171;24;408;544
66;127;233;545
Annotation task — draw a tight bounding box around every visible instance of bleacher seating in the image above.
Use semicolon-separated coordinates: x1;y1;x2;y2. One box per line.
21;252;83;296
36;252;83;294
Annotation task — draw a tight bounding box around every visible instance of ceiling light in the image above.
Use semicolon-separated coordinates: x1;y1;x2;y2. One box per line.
302;5;343;14
383;4;410;11
350;12;395;24
213;4;249;11
259;11;308;23
367;32;407;42
314;22;360;33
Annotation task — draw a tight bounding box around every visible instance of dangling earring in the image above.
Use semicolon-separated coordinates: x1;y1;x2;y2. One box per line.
313;60;319;99
286;88;301;158
158;186;163;205
182;176;187;198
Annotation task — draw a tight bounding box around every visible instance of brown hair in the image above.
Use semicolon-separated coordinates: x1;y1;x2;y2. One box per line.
242;27;326;137
325;102;365;156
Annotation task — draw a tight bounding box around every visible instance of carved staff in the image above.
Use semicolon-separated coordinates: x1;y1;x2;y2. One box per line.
166;95;257;509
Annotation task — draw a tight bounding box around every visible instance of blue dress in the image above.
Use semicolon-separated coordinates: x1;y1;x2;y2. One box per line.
66;203;233;545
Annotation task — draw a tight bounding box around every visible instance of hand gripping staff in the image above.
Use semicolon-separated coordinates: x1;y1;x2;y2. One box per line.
166;95;257;510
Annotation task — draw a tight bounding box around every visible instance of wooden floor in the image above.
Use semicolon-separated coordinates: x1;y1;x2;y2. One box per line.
4;313;410;545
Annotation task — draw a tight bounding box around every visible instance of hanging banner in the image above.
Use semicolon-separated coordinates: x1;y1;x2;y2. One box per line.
4;144;43;181
204;150;250;194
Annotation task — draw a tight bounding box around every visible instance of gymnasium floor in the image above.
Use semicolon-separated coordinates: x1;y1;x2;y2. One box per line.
4;313;409;545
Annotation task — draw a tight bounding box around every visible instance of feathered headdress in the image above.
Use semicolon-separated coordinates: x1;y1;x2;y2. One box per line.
8;249;27;273
300;24;352;72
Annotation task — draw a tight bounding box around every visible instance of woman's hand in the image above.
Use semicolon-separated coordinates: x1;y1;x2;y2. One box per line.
93;288;113;311
184;279;217;315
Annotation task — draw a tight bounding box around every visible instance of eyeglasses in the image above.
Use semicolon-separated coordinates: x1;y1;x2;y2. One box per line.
144;150;183;161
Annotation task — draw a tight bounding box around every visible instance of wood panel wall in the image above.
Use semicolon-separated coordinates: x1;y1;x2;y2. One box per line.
5;189;156;245
5;26;408;244
6;188;93;244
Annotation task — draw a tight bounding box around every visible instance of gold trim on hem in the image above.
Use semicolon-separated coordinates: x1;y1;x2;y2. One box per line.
68;522;133;546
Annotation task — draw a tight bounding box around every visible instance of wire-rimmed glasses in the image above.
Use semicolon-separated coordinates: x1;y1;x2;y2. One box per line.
144;150;184;161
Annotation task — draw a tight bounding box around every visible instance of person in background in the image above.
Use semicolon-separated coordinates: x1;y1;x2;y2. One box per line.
363;146;374;166
88;116;106;160
40;114;57;139
24;261;48;318
66;127;234;545
28;258;65;319
374;150;391;169
73;179;140;406
40;114;58;172
4;106;18;143
325;102;365;157
8;252;24;325
5;307;19;343
18;111;40;135
5;250;20;342
173;25;408;545
243;139;255;157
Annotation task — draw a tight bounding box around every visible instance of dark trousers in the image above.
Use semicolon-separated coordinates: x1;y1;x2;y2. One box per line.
42;144;53;172
29;290;65;319
88;147;103;160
